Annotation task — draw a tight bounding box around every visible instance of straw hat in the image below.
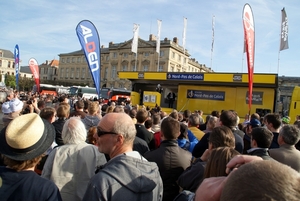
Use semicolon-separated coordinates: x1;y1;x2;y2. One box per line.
0;113;55;161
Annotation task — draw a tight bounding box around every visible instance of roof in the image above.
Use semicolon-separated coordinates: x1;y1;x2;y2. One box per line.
19;66;32;74
0;49;14;59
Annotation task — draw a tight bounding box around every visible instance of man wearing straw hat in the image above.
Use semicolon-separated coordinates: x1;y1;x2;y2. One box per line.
0;113;62;201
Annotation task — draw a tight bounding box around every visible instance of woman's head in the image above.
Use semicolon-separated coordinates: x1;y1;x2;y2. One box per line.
204;147;240;178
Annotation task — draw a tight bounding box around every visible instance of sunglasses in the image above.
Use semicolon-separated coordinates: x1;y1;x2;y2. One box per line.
97;128;118;137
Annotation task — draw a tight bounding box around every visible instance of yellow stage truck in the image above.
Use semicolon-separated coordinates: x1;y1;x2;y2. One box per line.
119;72;278;117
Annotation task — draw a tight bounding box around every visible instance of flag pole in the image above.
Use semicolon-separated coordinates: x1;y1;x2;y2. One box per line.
211;15;215;70
156;20;162;72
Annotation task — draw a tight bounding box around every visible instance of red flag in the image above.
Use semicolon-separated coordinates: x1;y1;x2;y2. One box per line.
243;4;255;112
29;58;40;93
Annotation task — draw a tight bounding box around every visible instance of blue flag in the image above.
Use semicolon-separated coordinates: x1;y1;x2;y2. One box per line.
76;20;101;98
14;45;20;91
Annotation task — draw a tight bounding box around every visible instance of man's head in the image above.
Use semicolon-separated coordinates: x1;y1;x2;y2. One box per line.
251;127;273;148
0;113;55;171
169;111;179;121
152;114;161;125
219;110;238;129
37;100;45;110
264;113;281;131
56;104;70;118
96;113;136;158
88;101;99;115
62;117;87;144
220;160;300;201
278;125;300;146
161;116;180;140
6;90;14;100
188;114;201;127
40;107;56;123
75;100;84;111
136;108;149;123
246;118;261;133
209;126;235;149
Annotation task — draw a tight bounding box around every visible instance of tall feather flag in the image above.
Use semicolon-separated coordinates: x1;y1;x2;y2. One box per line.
156;20;162;54
29;58;40;93
211;16;215;53
131;23;139;54
14;45;20;90
182;17;187;54
76;20;101;98
280;7;288;51
242;4;255;112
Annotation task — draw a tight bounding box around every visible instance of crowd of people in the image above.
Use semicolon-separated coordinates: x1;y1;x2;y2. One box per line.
0;90;300;201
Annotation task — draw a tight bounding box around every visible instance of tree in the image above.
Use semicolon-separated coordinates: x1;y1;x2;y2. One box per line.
5;74;16;89
18;76;35;91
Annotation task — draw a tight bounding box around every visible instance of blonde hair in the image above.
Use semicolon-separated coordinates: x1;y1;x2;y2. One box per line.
88;101;99;115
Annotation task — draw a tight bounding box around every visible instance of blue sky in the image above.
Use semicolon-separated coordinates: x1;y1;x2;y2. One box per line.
1;0;299;76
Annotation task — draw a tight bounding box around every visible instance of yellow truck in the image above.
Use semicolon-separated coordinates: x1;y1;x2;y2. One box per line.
289;86;300;124
121;72;278;118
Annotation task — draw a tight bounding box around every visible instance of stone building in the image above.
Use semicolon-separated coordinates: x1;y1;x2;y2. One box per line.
0;49;17;77
58;35;213;89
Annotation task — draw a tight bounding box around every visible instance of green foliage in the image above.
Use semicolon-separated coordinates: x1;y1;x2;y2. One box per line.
18;76;35;91
5;74;16;89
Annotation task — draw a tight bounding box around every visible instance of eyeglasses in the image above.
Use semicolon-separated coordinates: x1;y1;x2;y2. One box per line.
97;128;118;137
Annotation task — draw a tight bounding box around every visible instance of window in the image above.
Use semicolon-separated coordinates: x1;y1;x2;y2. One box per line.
111;66;116;78
66;58;70;63
143;65;148;72
104;67;108;79
159;65;164;72
72;58;75;63
70;68;74;78
145;52;149;57
44;68;48;74
113;52;117;58
160;51;164;57
132;65;137;72
106;56;109;61
178;55;181;62
119;83;123;88
60;68;64;78
184;58;186;64
77;57;81;63
41;67;44;74
172;52;175;59
81;68;86;79
8;62;11;68
124;53;128;58
0;52;2;57
76;68;80;78
122;65;127;71
66;68;69;78
62;58;65;63
171;67;174;72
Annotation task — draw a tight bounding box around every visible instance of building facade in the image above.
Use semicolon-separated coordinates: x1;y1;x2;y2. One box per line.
58;35;213;89
0;49;16;77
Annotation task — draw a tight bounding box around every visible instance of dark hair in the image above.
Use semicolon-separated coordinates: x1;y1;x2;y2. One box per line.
39;107;56;121
220;110;238;129
178;123;188;139
152;114;161;125
264;113;281;130
211;110;220;118
161;117;180;140
204;147;239;178
75;100;84;109
136;108;149;123
145;119;153;129
251;127;273;148
209;126;235;148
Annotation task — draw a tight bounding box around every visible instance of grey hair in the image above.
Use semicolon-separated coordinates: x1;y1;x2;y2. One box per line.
62;117;87;144
112;114;136;144
279;125;300;145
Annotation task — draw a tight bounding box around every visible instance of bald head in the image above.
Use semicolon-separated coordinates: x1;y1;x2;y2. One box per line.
220;160;300;201
99;113;136;143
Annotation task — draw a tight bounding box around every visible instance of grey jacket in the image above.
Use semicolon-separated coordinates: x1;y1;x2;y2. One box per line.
81;115;100;130
42;143;107;201
83;152;163;201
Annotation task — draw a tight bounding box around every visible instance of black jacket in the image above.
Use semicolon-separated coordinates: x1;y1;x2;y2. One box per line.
52;118;67;146
144;140;192;201
248;148;274;160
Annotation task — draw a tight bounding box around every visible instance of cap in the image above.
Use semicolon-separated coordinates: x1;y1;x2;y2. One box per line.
247;119;261;127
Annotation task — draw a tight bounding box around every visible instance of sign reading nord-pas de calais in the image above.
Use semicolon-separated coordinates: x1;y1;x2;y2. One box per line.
187;90;225;101
167;73;204;81
246;91;263;105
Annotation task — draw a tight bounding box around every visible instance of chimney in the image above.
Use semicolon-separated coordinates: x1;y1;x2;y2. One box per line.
101;45;105;48
164;37;168;41
173;37;178;44
149;34;156;41
109;41;114;46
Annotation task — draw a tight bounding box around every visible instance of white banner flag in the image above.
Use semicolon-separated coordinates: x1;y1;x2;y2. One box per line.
156;20;162;54
131;23;139;53
182;17;187;54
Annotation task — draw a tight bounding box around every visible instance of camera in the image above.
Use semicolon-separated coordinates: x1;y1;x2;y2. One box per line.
27;100;32;104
